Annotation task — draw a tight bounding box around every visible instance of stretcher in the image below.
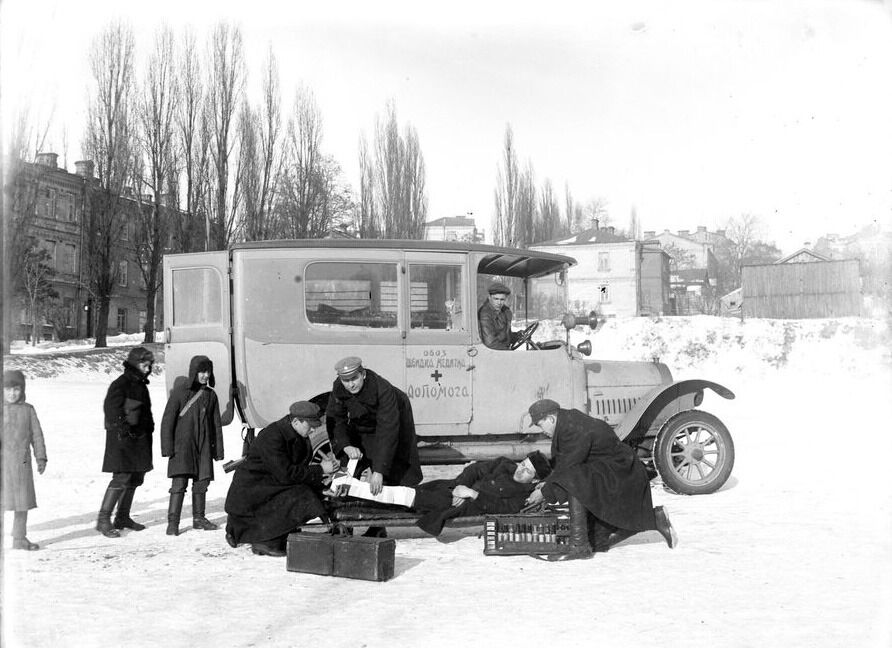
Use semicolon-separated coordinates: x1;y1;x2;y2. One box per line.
297;497;488;533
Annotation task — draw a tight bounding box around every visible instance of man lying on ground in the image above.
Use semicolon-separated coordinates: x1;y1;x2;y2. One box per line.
329;452;552;536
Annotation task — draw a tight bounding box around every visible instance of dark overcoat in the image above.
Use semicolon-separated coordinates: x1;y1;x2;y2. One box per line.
102;361;154;473
414;456;535;535
160;356;224;480
543;408;657;531
224;416;326;544
2;396;47;511
477;301;514;349
328;370;422;487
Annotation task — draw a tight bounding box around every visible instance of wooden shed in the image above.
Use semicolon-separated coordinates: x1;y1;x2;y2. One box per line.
741;258;861;318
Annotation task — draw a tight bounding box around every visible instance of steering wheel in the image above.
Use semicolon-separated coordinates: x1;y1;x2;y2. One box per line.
510;321;540;350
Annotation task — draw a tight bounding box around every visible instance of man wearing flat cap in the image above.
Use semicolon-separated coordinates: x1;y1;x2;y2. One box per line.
327;357;422;535
478;281;519;350
224;401;340;556
525;398;676;561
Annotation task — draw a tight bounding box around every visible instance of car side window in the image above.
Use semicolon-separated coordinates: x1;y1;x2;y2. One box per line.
305;262;399;329
408;264;464;331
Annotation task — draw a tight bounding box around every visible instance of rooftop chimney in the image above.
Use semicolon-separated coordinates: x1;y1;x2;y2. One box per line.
74;160;94;179
643;230;655;239
36;152;58;169
592;217;600;231
607;226;615;235
716;229;726;238
697;225;706;233
678;229;690;237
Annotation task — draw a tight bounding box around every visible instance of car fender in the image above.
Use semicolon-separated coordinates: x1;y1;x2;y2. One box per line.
614;379;735;443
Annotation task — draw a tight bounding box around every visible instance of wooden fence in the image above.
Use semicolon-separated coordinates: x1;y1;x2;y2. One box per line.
741;259;861;318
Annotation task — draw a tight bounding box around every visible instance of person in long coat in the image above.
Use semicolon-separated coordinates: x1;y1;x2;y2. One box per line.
327;357;423;494
96;346;155;538
3;370;48;550
160;355;224;536
413;452;552;536
526;399;676;560
224;401;340;556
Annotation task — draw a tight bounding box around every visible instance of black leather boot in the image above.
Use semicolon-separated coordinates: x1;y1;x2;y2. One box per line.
96;487;124;538
548;496;593;561
192;492;218;530
114;488;146;531
654;506;677;548
166;492;185;536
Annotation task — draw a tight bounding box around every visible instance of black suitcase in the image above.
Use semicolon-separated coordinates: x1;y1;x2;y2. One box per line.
285;533;334;576
333;536;395;582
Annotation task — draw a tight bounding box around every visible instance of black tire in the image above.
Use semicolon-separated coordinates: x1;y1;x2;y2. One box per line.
654;410;734;495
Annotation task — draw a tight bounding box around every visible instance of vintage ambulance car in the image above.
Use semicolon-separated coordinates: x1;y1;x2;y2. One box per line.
163;239;735;495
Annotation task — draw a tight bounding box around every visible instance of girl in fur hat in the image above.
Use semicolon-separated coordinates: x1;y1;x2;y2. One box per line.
3;370;48;550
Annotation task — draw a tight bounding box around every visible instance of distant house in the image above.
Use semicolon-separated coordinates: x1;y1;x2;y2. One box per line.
775;248;830;264
530;222;670;317
643;226;722;314
423;216;484;243
814;224;892;306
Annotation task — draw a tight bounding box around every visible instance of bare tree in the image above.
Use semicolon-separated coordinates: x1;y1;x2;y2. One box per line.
356;135;378;237
175;27;210;252
584;197;610;229
82;20;136;348
20;244;58;345
536;178;560;243
240;48;283;241
514;161;537;248
368;101;427;239
206;22;246;249
134;25;178;343
493;124;519;247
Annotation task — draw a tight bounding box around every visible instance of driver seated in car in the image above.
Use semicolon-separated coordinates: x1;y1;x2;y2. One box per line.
478;281;520;350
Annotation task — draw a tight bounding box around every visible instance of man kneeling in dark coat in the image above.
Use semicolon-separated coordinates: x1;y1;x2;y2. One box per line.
224;402;340;556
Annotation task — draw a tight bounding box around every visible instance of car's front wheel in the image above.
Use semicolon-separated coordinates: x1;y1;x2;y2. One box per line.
654;410;734;495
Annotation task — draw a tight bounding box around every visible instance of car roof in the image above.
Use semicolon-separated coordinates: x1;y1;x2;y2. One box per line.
232;239;577;279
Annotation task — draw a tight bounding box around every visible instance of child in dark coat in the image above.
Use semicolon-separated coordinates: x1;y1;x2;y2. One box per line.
160;355;224;536
3;370;48;550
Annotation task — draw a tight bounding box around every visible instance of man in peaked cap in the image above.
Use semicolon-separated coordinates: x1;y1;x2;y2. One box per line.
477;280;520;350
525;398;677;561
224;401;340;556
326;356;422;536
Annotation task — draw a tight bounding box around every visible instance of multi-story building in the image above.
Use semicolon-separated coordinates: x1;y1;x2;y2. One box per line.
422;215;485;243
643;226;724;315
531;222;670;317
9;153;170;342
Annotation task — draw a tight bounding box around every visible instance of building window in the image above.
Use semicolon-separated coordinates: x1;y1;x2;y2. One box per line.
56;192;77;222
59;243;77;275
38;188;55;219
39;240;57;270
598;251;611;272
599;284;610;303
117;308;127;332
138;310;147;332
118;261;128;287
121;222;130;241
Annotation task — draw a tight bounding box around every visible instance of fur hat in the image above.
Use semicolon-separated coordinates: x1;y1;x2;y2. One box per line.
526;451;552;480
126;346;155;366
3;370;25;402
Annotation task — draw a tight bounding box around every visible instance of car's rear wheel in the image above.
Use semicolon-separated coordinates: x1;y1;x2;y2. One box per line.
654;410;734;495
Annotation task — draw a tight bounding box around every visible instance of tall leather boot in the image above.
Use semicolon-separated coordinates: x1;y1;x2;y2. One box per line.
114;488;146;531
96;487;124;538
166;492;185;536
192;492;218;530
548;496;593;561
11;511;39;550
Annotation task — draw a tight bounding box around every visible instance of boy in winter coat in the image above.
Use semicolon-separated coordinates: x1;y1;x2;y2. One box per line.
160;355;224;535
3;370;48;550
96;346;155;538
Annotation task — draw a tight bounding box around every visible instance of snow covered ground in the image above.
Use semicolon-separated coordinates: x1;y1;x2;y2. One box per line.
3;318;891;648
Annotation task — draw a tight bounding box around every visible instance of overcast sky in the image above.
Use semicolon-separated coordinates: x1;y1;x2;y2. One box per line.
3;0;891;253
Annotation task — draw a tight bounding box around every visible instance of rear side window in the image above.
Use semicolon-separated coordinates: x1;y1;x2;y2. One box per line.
172;268;221;325
408;264;465;331
305;262;399;329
